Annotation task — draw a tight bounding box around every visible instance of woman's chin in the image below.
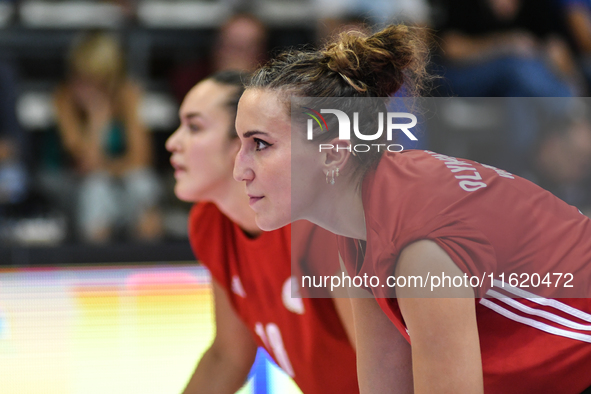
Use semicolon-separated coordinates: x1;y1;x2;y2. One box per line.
174;187;199;203
255;214;290;232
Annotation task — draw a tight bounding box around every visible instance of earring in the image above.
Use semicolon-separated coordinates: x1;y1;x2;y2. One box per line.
326;170;335;185
326;168;340;185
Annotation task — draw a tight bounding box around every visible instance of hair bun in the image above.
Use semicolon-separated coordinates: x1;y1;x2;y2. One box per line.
322;24;428;96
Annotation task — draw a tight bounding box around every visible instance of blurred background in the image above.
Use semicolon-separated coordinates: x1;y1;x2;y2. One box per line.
1;0;590;256
0;0;590;393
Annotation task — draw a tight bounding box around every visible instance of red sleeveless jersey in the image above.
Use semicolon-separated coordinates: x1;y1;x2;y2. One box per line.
190;202;358;393
338;150;591;394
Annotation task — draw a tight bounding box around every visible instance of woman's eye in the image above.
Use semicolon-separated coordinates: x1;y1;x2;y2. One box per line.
254;138;272;151
188;124;201;133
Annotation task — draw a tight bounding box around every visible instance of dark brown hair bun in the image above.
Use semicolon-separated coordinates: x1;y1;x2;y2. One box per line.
322;24;429;97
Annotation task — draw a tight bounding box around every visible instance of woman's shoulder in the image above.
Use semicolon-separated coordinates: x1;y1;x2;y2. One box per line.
112;79;146;122
362;150;480;233
365;150;446;194
111;78;143;107
53;82;75;104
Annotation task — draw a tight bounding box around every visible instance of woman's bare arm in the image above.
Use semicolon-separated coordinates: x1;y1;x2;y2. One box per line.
396;240;483;394
441;30;538;62
331;296;356;351
329;259;357;351
108;80;152;175
351;295;413;394
183;280;257;394
53;85;109;171
565;4;591;53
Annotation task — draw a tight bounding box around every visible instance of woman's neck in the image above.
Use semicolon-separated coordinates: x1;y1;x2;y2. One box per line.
305;177;367;241
212;177;261;237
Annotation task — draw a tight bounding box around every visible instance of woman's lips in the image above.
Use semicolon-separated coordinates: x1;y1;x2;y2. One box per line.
172;165;186;177
170;160;186;177
249;196;263;206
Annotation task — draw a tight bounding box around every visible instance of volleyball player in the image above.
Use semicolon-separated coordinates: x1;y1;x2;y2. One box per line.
232;25;591;393
165;71;360;393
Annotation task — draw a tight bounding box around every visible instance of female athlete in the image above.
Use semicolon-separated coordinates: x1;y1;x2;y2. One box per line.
233;25;591;394
166;70;361;393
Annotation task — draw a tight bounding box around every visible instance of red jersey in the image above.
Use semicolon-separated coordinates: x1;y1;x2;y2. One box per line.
337;150;591;394
189;202;358;394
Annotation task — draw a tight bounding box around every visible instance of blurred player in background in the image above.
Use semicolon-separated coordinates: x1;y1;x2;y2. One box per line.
165;70;359;393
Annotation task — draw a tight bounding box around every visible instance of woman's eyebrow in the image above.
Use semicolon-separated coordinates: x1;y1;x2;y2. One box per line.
178;111;202;120
242;130;269;138
185;112;201;119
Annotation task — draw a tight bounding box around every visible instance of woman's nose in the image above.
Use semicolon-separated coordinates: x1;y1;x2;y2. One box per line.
233;146;253;182
165;128;181;152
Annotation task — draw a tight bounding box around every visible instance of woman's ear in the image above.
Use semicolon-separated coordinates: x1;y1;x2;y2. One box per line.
323;138;354;170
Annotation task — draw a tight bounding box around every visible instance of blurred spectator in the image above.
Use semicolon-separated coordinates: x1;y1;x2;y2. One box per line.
316;13;371;46
526;101;591;216
213;13;268;72
106;0;136;18
314;0;431;27
560;0;591;90
432;0;581;97
170;13;268;103
53;31;163;243
0;60;28;207
315;0;431;48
